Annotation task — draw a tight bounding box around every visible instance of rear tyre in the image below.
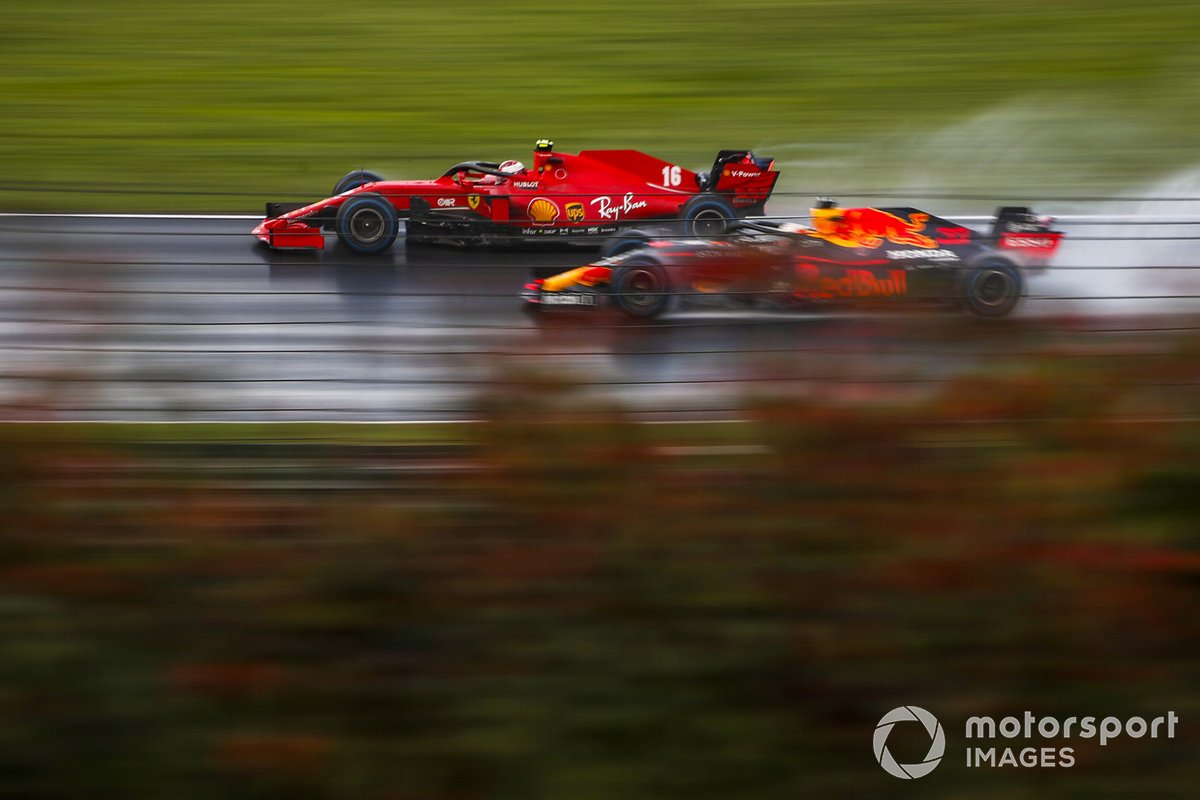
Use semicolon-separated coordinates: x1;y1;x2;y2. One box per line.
336;193;399;254
680;194;737;237
961;258;1023;318
611;258;672;318
332;169;385;196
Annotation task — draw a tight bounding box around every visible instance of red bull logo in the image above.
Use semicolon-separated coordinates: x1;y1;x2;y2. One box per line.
810;208;937;249
795;267;908;300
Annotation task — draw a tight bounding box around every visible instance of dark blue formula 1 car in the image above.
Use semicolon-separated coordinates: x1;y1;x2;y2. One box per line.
522;201;1063;318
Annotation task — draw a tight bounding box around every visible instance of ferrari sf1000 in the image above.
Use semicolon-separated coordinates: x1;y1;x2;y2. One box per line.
522;202;1063;318
253;140;778;253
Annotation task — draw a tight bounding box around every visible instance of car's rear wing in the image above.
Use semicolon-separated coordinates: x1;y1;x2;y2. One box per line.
992;206;1064;264
700;150;779;212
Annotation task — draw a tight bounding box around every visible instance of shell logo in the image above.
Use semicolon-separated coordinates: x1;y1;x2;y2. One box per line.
527;197;560;224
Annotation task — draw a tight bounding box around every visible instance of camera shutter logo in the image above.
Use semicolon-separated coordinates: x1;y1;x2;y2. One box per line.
874;706;945;779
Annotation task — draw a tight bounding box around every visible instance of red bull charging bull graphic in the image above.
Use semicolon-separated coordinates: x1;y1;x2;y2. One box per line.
807;205;937;249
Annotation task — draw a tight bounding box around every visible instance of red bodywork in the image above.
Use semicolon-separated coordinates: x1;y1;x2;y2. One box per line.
253;144;778;250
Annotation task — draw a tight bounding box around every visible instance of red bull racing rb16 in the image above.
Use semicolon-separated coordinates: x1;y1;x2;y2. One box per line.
522;201;1064;319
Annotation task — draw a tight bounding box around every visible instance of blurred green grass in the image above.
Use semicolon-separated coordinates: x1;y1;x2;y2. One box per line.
2;1;1199;211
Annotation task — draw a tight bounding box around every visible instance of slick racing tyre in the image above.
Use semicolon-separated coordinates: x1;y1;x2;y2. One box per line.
611;258;672;318
600;229;652;258
680;194;736;237
332;169;385;196
336;193;399;254
961;258;1024;318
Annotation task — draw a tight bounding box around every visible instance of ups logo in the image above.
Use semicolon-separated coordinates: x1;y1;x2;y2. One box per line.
565;202;585;223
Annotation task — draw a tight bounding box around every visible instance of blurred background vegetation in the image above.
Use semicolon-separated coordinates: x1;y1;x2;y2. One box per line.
2;343;1199;798
2;0;1200;210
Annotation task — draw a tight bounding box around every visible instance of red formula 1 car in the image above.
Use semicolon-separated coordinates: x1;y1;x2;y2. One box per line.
523;201;1064;319
253;140;779;253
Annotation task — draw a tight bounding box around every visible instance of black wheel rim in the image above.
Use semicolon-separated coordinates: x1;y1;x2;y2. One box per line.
974;268;1015;308
691;209;726;236
623;269;661;310
349;206;386;244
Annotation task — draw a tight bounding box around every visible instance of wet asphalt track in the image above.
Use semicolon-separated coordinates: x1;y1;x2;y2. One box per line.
0;214;1196;421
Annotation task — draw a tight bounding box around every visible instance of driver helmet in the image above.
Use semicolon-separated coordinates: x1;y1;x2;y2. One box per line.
499;160;526;175
810;197;843;234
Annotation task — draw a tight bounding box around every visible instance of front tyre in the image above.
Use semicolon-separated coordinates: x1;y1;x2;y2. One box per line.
680;194;737;237
611;258;672;318
332;169;385;196
336;193;399;254
961;258;1023;318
